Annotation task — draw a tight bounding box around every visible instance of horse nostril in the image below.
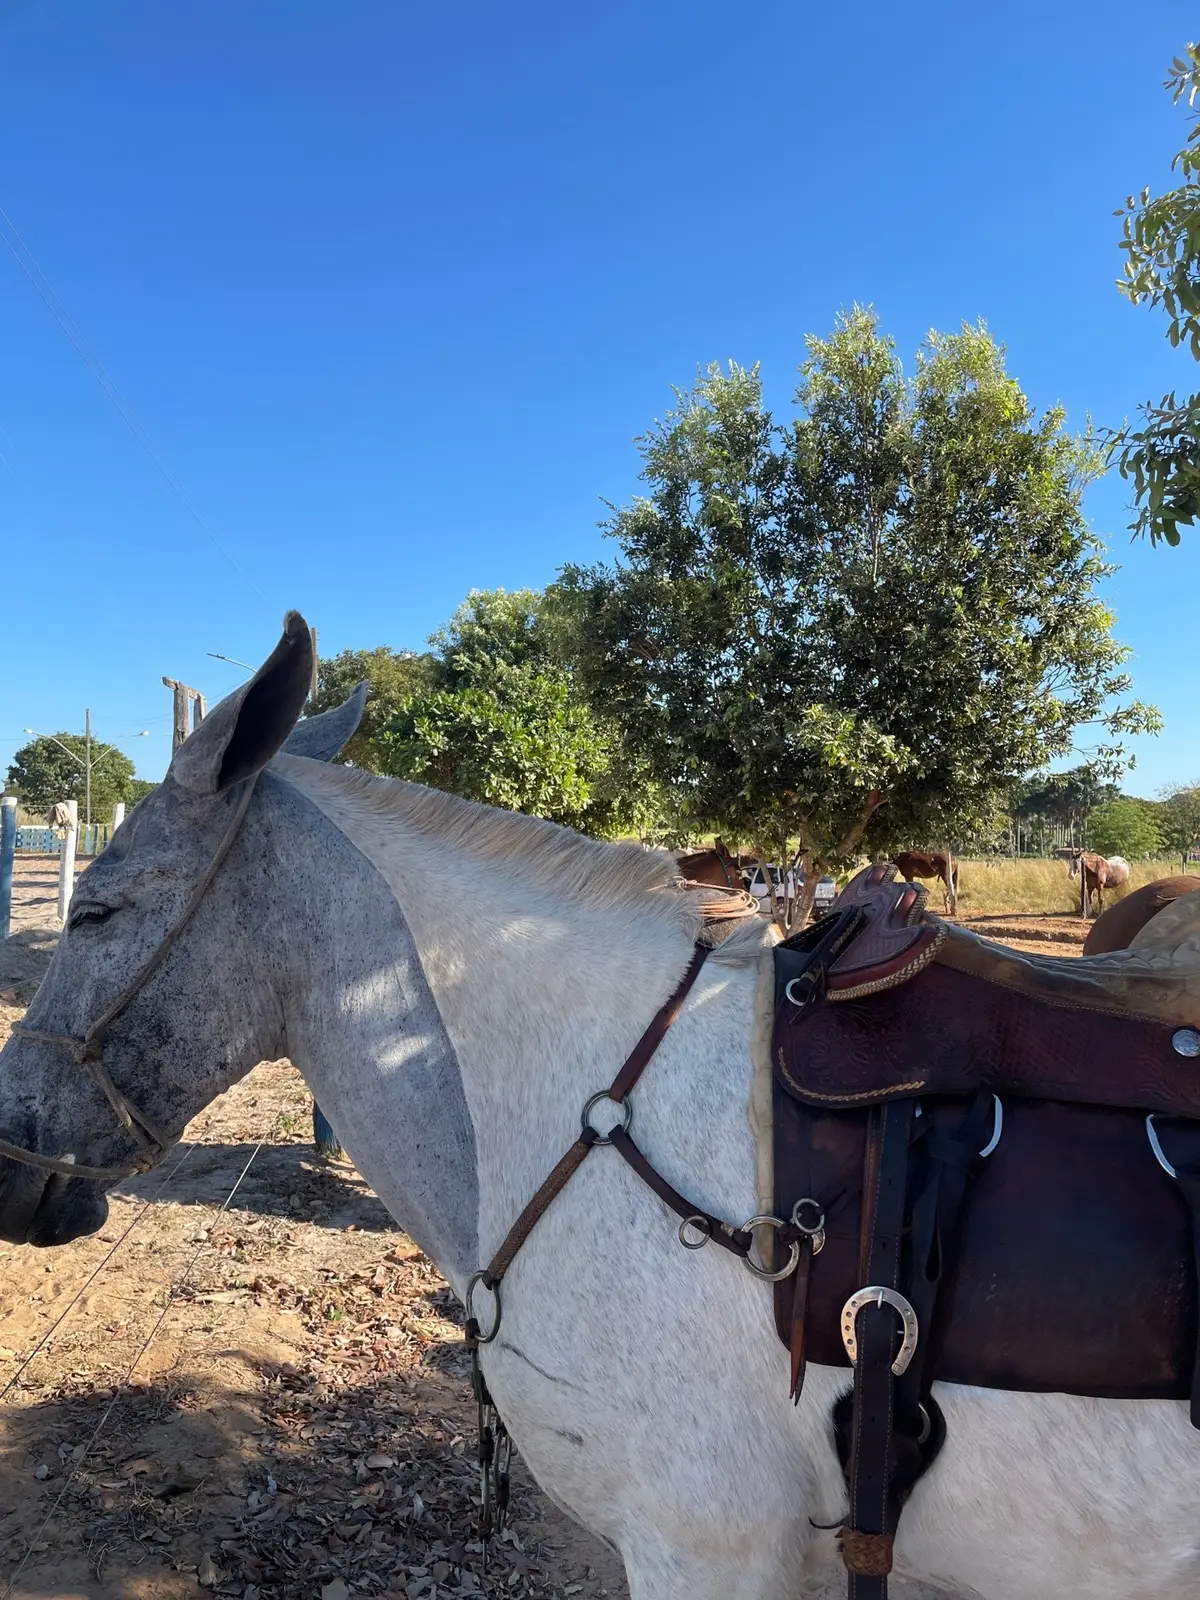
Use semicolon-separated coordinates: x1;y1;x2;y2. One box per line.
27;1174;108;1248
0;1133;52;1245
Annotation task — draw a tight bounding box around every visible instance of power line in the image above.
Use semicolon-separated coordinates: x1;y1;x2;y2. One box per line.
0;203;271;605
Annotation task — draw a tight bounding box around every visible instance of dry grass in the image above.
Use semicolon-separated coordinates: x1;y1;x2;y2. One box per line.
954;857;1190;916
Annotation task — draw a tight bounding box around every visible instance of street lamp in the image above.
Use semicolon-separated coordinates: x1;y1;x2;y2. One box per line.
22;719;150;829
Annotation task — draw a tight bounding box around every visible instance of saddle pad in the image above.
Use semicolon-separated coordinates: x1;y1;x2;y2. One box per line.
774;958;1200;1120
773;1090;1199;1398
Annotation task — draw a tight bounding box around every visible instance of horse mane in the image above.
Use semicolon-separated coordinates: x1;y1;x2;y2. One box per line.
275;758;773;963
277;757;680;915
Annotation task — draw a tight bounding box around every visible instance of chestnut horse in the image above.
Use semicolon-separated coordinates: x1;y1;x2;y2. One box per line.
1068;849;1131;916
891;849;957;907
1083;875;1200;954
674;838;743;891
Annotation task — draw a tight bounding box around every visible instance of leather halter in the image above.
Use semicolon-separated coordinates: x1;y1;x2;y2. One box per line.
7;775;260;1184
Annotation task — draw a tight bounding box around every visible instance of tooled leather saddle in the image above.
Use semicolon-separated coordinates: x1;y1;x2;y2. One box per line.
771;863;1200;1600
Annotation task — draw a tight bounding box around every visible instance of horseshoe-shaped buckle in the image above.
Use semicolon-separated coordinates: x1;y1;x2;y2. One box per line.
840;1286;919;1376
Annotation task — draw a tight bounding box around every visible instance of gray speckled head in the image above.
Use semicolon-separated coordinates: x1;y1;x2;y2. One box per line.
0;617;477;1278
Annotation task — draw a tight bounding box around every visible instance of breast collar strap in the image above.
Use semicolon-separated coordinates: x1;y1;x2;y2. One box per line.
8;775;260;1184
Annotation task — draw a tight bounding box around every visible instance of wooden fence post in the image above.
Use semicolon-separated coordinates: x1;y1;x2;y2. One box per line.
0;797;16;941
163;679;206;752
56;799;78;926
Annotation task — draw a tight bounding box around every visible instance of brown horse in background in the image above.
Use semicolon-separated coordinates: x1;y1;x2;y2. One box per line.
675;838;744;890
1082;875;1200;954
1068;849;1131;916
891;849;957;908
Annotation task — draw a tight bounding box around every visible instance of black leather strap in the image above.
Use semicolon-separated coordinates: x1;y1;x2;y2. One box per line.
774;908;865;1014
844;1099;914;1600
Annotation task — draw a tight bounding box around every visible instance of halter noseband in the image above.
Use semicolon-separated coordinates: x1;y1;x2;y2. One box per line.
6;775;260;1184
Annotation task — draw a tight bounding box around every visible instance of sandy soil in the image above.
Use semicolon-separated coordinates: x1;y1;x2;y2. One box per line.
953;911;1089;958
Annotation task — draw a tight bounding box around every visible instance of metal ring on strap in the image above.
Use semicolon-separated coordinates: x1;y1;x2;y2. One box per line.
790;1196;826;1254
916;1095;1004;1159
677;1215;713;1250
465;1272;502;1343
581;1092;633;1146
739;1214;801;1282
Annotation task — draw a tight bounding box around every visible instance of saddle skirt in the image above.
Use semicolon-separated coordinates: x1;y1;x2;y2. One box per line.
771;864;1200;1402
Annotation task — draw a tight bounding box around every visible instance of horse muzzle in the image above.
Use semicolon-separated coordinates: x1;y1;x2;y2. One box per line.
0;1133;109;1246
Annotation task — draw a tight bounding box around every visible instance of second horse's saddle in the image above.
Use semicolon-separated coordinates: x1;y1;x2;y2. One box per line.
771;864;1200;1599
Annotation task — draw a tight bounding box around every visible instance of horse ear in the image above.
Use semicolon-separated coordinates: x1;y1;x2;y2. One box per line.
170;613;315;796
281;682;368;762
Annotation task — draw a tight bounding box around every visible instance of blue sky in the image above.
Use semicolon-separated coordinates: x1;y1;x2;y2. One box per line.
0;0;1196;794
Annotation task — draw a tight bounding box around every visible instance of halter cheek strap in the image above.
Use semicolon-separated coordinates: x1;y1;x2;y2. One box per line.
7;775;260;1185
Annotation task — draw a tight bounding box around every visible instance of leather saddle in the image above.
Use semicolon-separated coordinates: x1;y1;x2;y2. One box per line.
771;864;1200;1599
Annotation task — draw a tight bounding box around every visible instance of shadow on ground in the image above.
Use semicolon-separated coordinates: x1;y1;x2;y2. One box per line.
118;1143;399;1234
0;1360;624;1600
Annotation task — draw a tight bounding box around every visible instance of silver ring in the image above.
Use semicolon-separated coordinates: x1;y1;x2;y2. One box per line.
785;974;817;1007
581;1092;633;1145
465;1271;502;1343
1146;1114;1178;1179
980;1095;1003;1158
739;1214;801;1282
678;1215;712;1250
791;1197;825;1234
790;1197;825;1254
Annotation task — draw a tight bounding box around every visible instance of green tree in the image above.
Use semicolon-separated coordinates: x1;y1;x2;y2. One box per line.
379;588;644;835
431;588;550;681
1159;781;1200;867
6;734;137;818
309;646;439;768
379;663;612;828
1109;44;1200;544
1086;798;1164;859
1008;765;1119;849
557;310;1159;924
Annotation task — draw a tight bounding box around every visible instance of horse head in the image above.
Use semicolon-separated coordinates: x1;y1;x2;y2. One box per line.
0;613;365;1246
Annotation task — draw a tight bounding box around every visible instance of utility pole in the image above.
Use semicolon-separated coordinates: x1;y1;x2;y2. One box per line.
162;679;208;753
85;707;91;831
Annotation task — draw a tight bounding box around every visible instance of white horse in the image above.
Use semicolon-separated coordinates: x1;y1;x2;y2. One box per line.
0;614;1197;1600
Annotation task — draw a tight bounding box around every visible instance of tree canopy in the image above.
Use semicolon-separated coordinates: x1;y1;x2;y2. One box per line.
556;309;1159;920
375;588;638;834
1158;781;1200;866
1012;766;1119;833
1110;44;1200;545
309;645;439;768
1086;798;1164;859
6;734;138;819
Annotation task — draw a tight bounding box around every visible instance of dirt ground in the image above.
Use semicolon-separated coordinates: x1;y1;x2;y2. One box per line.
0;858;1093;1599
954;911;1089;958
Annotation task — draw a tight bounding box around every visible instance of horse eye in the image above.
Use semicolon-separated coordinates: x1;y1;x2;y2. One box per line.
68;903;115;930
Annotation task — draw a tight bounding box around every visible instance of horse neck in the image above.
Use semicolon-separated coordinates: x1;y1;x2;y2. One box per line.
264;775;482;1292
273;761;699;1272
